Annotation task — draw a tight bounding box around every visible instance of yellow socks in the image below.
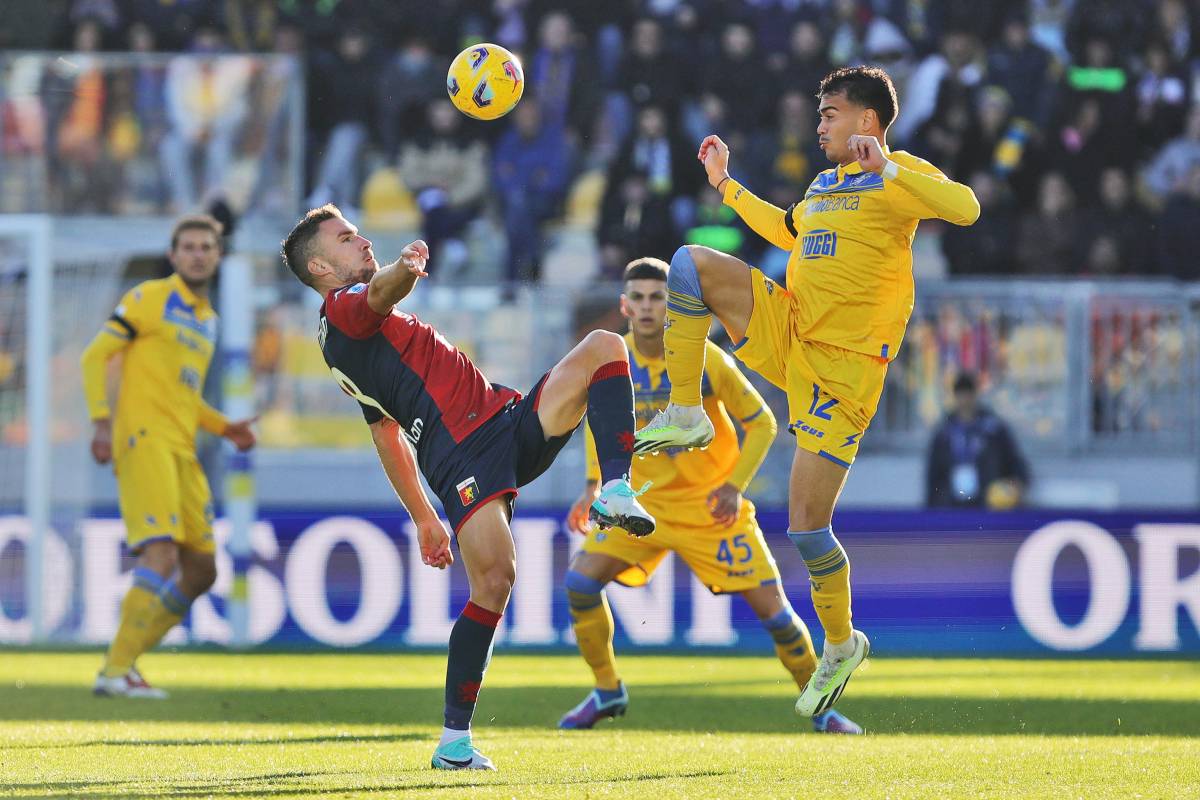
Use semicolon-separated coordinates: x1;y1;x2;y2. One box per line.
787;527;853;645
102;569;192;677
664;246;711;407
761;605;819;689
565;571;620;690
102;567;166;677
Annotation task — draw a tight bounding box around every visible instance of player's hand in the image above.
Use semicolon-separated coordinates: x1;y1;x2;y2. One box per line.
697;134;731;191
566;482;600;535
416;517;453;569
400;239;430;278
224;416;258;452
707;482;742;527
90;419;113;465
848;134;887;174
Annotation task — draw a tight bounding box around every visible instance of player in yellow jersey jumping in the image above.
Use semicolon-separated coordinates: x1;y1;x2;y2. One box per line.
559;258;861;734
634;66;980;716
80;215;257;698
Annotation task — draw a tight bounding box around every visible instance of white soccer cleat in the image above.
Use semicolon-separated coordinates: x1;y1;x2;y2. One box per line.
795;630;870;717
92;665;169;699
633;403;715;455
589;476;655;537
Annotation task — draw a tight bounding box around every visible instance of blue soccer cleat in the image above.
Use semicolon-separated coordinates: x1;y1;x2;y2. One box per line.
558;683;630;729
430;735;496;771
812;708;863;734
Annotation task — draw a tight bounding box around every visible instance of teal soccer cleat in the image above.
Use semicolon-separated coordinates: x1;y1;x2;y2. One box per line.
430;735;496;771
589;476;655;537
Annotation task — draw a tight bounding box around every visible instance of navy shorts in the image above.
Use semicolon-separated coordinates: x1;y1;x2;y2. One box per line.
431;372;574;533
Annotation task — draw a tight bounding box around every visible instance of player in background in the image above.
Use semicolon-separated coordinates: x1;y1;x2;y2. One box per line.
635;66;980;715
81;214;257;698
280;205;654;771
560;258;861;734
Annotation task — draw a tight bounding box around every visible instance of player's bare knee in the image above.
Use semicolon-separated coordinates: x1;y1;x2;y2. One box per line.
138;541;178;577
477;563;516;608
184;560;218;595
788;504;832;534
582;329;626;366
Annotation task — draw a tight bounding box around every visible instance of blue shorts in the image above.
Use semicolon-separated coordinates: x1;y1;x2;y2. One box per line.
431;372;574;533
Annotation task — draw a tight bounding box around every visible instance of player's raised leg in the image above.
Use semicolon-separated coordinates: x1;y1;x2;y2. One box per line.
787;449;870;716
537;330;654;535
740;582;862;734
431;500;513;771
634;244;753;454
559;552;630;729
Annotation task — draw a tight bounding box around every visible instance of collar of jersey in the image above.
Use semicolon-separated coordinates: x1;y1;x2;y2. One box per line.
168;272;210;311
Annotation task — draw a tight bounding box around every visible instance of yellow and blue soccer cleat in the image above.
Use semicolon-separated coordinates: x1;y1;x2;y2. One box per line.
795;629;870;717
589;477;655;537
558;683;630;729
633;404;715;455
430;735;496;771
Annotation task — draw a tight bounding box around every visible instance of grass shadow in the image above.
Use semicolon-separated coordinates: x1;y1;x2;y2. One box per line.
2;683;1199;737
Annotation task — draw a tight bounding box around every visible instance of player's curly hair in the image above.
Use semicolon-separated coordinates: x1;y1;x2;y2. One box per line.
817;66;900;131
623;257;669;283
281;204;342;287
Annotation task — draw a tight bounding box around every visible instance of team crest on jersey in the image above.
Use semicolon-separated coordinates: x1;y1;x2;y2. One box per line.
457;476;480;506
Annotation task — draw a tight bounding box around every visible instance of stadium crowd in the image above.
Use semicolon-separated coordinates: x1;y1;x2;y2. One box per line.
5;0;1198;284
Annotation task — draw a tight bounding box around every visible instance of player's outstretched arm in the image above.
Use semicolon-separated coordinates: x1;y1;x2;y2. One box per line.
369;418;453;569
699;134;802;250
366;239;430;316
849;134;980;225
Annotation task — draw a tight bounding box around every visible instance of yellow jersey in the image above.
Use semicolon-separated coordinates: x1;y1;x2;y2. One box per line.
586;335;776;525
81;273;228;456
724;148;979;360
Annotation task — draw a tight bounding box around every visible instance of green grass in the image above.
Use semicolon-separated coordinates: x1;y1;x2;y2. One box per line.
1;652;1198;799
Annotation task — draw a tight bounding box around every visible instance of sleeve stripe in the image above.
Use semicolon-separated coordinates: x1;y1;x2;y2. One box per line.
783;203;799;239
108;314;137;338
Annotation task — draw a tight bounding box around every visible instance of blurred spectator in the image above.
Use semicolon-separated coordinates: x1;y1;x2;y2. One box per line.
1142;105;1200;199
121;0;216;52
526;12;600;143
247;21;306;216
693;22;770;132
1079;167;1154;274
1016;172;1082;275
767;20;834;98
305;25;380;212
45;18;112;211
223;0;281;52
492;97;573;284
596;170;675;280
376;35;441;159
745;91;824;196
926;372;1029;509
1152;0;1195;64
1134;39;1189;161
615;17;686;117
941;171;1017;276
985;11;1057;135
895;29;983;146
159;24;254;212
398;100;489;275
606;105;698;204
1156;164;1200;280
1048;93;1132;201
1066;0;1147;63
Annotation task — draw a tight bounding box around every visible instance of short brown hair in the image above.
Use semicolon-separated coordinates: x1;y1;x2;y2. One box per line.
170;214;224;251
281;204;342;287
623;257;668;283
817;66;900;131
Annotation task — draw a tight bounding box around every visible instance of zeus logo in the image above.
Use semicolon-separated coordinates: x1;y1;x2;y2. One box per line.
789;421;826;439
801;230;837;259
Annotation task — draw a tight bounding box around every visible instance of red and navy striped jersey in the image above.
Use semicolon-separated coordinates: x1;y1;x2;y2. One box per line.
319;283;519;471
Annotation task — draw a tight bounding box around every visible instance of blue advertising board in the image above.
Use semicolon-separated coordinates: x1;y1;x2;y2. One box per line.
1;509;1197;655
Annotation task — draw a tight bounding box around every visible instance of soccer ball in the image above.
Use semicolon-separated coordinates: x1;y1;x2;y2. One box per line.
446;43;525;121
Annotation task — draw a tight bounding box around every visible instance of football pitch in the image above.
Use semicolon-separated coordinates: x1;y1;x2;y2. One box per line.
1;652;1197;799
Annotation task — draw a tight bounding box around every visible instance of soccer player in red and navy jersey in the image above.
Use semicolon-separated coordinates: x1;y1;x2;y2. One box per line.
281;204;654;771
